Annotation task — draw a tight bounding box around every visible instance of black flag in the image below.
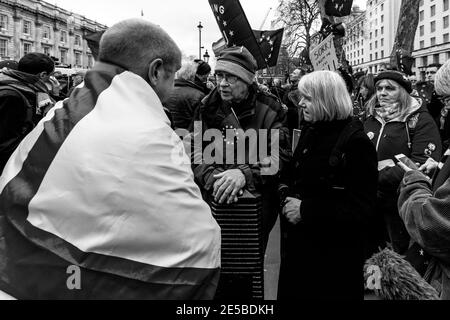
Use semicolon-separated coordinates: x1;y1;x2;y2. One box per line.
208;0;267;70
253;28;284;68
325;0;353;17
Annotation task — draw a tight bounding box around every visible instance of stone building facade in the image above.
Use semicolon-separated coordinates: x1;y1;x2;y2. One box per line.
0;0;107;69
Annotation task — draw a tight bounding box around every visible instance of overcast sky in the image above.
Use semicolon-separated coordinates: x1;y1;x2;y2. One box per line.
55;0;367;60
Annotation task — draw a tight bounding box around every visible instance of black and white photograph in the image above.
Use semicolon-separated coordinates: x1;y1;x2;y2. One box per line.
0;0;449;313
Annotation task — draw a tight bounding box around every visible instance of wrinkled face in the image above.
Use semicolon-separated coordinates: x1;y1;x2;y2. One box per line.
216;72;249;103
298;94;314;123
290;69;302;84
426;67;438;82
376;80;401;108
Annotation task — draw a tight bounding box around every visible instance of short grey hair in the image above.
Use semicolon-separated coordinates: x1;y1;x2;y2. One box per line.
435;59;450;96
176;61;198;81
99;18;181;78
298;70;353;122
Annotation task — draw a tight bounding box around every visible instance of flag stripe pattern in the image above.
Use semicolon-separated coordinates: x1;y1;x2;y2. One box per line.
0;62;221;299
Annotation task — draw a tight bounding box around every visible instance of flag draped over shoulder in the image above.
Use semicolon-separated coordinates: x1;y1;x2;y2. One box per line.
324;0;354;17
208;0;267;70
0;62;221;300
84;31;105;60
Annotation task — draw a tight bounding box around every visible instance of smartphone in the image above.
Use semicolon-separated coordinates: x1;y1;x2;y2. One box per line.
395;154;419;170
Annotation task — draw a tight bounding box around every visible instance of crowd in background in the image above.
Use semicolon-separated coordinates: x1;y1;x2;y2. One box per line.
1;17;450;300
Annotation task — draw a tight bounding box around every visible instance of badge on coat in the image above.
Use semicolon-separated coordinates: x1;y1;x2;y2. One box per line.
367;132;375;140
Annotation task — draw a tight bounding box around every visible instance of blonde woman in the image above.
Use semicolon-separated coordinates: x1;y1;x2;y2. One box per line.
364;70;442;257
278;70;378;300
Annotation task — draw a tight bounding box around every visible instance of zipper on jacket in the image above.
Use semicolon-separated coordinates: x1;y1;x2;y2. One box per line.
375;122;385;152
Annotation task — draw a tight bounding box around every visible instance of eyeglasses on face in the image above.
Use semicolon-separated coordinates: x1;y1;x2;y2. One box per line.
215;73;239;84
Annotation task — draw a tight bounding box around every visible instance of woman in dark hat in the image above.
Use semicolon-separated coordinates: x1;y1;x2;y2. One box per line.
364;70;442;257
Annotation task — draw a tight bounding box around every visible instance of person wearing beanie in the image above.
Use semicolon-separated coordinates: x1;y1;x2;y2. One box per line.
191;45;290;299
194;59;212;94
363;69;442;259
393;59;450;299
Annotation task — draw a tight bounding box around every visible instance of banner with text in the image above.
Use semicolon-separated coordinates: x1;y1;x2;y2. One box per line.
309;35;338;72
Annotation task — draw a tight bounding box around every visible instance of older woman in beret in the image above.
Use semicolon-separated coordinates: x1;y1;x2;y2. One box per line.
364;70;442;257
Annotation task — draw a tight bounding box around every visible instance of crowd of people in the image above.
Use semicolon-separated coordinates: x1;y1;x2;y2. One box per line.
0;17;450;300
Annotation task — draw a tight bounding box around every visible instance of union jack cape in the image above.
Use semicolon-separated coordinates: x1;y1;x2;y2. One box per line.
0;62;221;300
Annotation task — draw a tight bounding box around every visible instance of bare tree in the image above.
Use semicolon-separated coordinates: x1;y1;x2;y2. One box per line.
390;0;421;68
276;0;321;62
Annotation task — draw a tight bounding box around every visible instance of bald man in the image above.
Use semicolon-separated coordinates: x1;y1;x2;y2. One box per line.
0;19;221;300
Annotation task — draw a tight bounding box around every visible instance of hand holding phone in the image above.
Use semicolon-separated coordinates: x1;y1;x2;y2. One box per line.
395;154;419;171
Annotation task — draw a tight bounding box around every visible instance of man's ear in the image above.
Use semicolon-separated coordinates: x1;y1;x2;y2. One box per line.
147;58;164;85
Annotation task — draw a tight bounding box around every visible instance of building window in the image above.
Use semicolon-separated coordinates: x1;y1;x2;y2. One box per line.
23;42;31;55
0;38;7;57
381;3;384;11
43;46;51;56
43;26;50;39
375;52;378;59
420;40;425;48
75;35;81;46
381;50;384;58
370;53;372;61
431;5;436;17
381;15;384;23
370;43;373;50
0;14;8;31
445;0;450;11
445;33;450;42
375;29;378;37
434;54;440;64
420;25;425;36
422;56;428;66
381;26;384;35
60;49;67;64
431;21;436;32
375;41;378;48
445;16;449;28
60;31;67;43
23;20;31;35
75;51;81;66
381;38;384;46
431;37;436;45
420;10;424;21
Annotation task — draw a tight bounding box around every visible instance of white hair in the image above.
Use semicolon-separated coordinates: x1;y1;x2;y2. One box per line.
435;59;450;96
175;61;198;81
298;70;353;122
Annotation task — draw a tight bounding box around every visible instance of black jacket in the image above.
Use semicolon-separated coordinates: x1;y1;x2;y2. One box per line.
0;70;52;173
164;79;207;130
192;84;290;246
278;118;378;300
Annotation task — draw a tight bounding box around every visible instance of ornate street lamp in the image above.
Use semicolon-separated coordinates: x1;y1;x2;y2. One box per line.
203;50;210;64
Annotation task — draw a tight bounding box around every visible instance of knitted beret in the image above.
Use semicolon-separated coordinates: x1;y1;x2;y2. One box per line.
215;46;257;85
375;70;413;93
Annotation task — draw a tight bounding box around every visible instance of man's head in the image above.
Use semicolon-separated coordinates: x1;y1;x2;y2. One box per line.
194;59;211;83
18;52;55;81
214;46;257;103
289;69;303;85
426;63;442;83
72;71;85;86
99;18;182;103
